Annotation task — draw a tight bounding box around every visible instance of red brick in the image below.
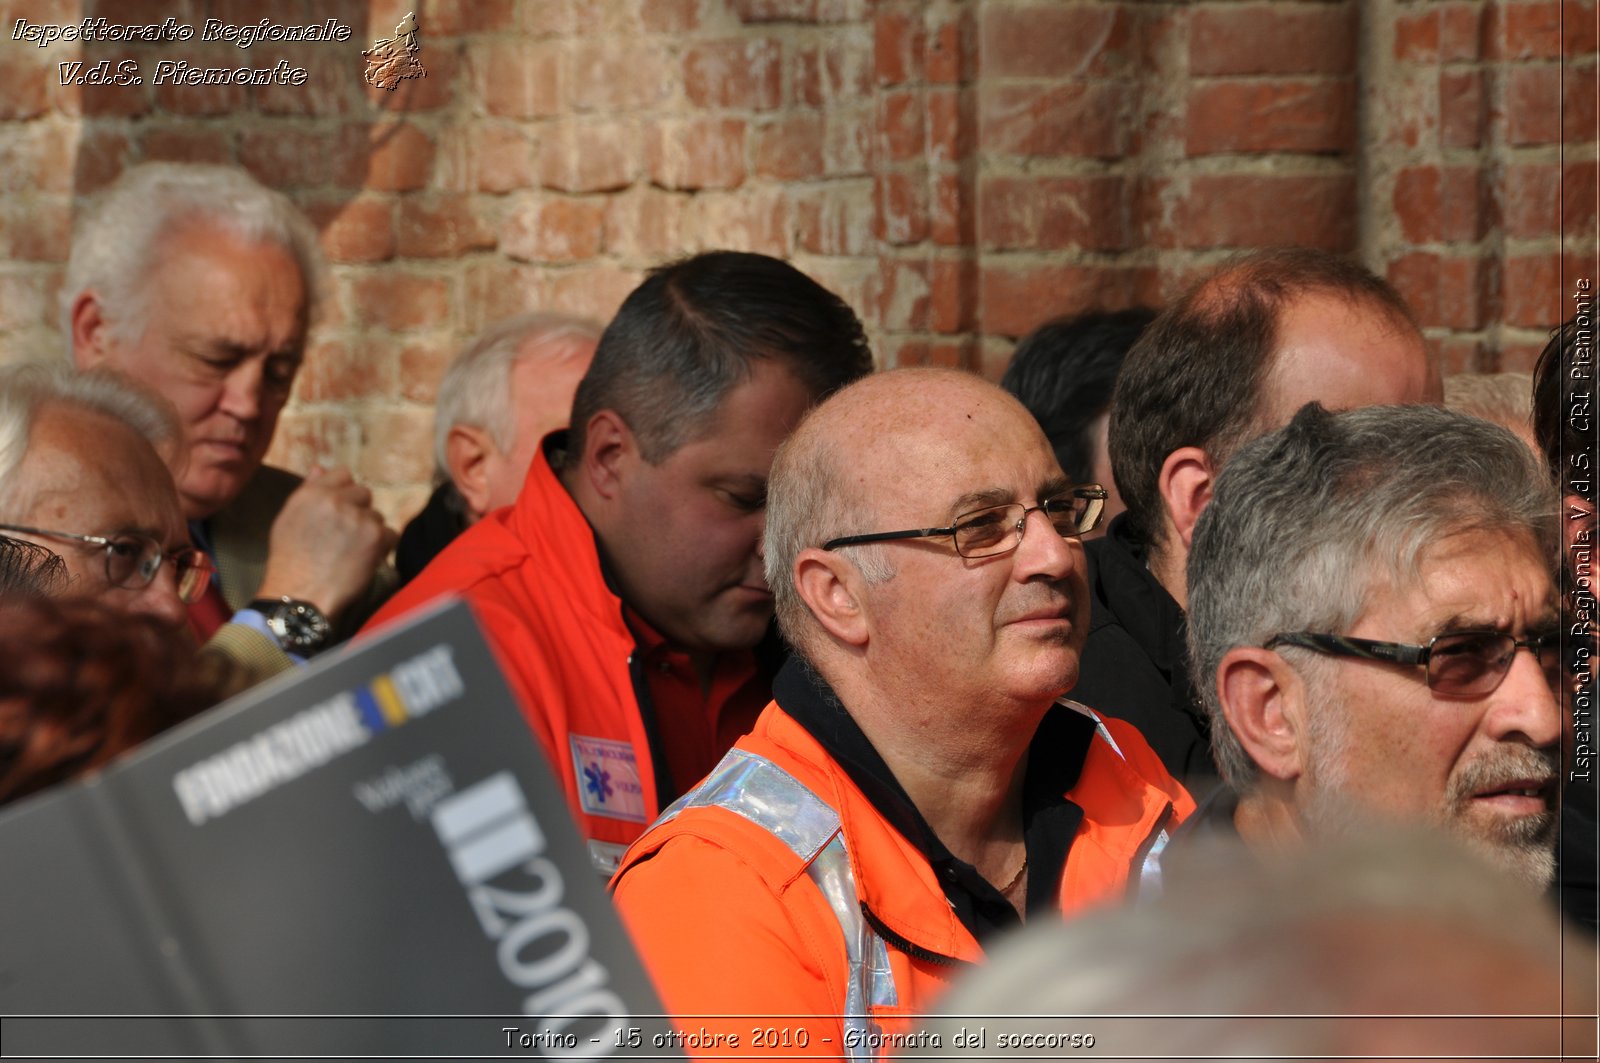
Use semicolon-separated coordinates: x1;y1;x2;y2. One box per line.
398;197;494;258
569;41;669;111
1439;2;1485;61
0;52;50;120
500;198;606;263
262;411;361;475
1503;255;1563;327
1394;10;1440;62
150;49;252;115
884;339;929;369
753;114;826;180
649;118;747;190
360;409;436;486
1565;66;1598;143
0;272;53;332
1394;165;1488;243
879;89;926;161
0;199;72;262
1502;163;1561;238
478;41;563;118
241;127;363;188
141;126;234;165
978;83;1129;159
252;47;363;118
793;182;874;256
1504;65;1560;145
824;104;872;175
981;4;1132;79
1497;340;1550;373
687;190;789;255
293;339;397;405
874;172;928;245
732;0;819;20
641;0;702;33
399;336;460;404
979;176;1129;252
421;0;519;35
1564;0;1598;56
1435;337;1488;376
793;46;826;106
979;263;1138;337
1564;161;1600;232
76;51;153;119
1440;70;1486;148
684;37;783;111
0;124;73;196
365;40;459;113
363;123;438;191
1186;79;1356;155
546;265;646;325
1189;3;1356;76
1490;0;1563;59
604;186;688;258
462;261;550;329
878;258;930;331
1178;174;1356;250
349;273;452;331
308;198;397;265
927;88;969;164
926;10;973;84
538;119;639;193
875;5;924;86
930;172;973;246
469;123;535;193
930;257;977;333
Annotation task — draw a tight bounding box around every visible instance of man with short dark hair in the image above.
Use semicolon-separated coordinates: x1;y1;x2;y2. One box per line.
365;251;874;872
1001;307;1155;536
1178;403;1570;891
1074;248;1441;787
611;369;1191;1047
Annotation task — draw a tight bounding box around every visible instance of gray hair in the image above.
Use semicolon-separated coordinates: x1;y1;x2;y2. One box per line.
60;162;324;348
1187;403;1558;790
764;412;892;661
0;363;179;513
1443;371;1535;441
432;312;602;477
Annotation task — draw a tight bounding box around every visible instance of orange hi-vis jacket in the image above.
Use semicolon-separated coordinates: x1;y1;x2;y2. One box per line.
610;698;1195;1059
363;446;674;876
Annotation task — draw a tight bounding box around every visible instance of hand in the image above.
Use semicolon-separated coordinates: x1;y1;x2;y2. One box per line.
256;466;397;622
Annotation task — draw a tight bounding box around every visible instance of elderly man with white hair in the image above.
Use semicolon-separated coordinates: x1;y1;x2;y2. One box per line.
63;162;394;658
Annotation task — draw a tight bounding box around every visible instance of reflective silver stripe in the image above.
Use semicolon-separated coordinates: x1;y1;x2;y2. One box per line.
1139;828;1170;900
1060;698;1126;761
658;748;899;1059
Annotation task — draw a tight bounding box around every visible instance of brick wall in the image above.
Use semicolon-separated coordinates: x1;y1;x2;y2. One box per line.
0;0;1592;526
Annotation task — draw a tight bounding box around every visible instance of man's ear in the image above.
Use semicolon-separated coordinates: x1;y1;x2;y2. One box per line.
444;424;497;521
579;409;636;503
69;290;114;370
1216;646;1306;782
1157;445;1216;551
793;547;870;648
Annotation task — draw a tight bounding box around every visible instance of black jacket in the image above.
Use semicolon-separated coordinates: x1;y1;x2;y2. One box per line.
1072;514;1218;787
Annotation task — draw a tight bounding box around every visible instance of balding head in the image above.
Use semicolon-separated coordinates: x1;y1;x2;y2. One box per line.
767;369;1098;713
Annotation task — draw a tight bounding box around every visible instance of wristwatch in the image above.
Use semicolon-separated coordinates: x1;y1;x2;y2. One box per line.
246;596;333;656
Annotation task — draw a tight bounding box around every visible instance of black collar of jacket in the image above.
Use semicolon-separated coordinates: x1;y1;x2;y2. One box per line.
774;655;1091;944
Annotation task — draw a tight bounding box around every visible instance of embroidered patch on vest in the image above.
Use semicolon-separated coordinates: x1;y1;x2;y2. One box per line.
570;734;647;822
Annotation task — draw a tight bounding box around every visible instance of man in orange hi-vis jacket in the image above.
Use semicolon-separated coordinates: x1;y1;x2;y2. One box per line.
611;369;1195;1058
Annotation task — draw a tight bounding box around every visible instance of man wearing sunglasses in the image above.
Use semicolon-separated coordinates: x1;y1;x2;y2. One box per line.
0;364;291;682
1177;402;1573;891
611;370;1193;1048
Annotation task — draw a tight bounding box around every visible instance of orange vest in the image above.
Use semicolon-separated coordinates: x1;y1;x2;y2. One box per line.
610;701;1194;1058
363;448;671;876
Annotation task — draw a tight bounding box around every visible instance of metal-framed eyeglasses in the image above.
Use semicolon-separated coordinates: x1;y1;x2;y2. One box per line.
1264;628;1596;698
0;523;214;605
822;485;1108;560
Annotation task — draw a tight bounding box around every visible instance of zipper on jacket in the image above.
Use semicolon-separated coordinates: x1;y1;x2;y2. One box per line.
859;901;973;969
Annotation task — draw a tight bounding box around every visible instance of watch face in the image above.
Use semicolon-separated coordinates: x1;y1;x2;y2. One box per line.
253;598;330;653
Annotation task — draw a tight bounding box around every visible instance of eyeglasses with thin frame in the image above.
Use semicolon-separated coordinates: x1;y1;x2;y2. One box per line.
822;485;1108;560
0;523;214;605
1264;628;1596;697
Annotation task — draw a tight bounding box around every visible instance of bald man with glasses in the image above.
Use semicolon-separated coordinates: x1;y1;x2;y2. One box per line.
610;369;1192;1053
1171;402;1583;893
0;364;291;682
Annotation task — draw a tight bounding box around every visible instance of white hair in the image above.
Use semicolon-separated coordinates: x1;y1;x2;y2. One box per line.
431;312;601;478
0;362;178;513
60;162;324;350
